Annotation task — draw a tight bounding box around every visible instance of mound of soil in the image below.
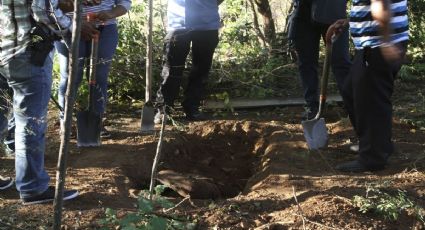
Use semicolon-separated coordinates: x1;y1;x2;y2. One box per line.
0;107;424;229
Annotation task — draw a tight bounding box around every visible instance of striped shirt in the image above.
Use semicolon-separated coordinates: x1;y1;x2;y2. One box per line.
349;0;409;49
66;0;131;26
0;0;71;65
167;0;220;31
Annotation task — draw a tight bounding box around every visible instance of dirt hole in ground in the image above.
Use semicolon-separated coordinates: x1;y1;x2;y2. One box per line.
123;121;269;200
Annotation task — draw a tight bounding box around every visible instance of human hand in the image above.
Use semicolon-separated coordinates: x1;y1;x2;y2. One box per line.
95;10;116;22
325;19;348;45
58;0;74;13
380;42;404;63
80;21;99;41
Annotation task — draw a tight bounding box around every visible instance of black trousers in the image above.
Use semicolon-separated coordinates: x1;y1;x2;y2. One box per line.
342;42;407;168
293;13;351;110
157;29;219;113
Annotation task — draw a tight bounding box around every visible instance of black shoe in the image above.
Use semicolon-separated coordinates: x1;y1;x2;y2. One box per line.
185;110;208;121
0;176;14;190
336;160;385;173
21;186;79;205
100;126;111;138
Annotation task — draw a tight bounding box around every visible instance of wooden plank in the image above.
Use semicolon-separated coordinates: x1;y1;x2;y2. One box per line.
204;95;343;109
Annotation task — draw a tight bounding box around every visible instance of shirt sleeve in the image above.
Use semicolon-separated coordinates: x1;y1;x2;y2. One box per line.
31;0;73;35
115;0;132;12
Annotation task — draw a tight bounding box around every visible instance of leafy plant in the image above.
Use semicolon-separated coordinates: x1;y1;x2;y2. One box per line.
99;185;196;230
353;184;425;223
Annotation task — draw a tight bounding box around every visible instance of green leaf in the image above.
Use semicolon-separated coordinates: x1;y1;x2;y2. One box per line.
122;226;139;230
105;208;117;217
120;213;141;227
154;185;167;195
155;196;175;209
138;197;154;214
147;216;167;230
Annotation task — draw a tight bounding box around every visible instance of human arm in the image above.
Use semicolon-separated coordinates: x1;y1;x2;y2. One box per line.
96;5;129;21
325;19;349;45
371;0;392;42
31;0;98;40
371;0;403;62
31;0;72;35
95;0;132;22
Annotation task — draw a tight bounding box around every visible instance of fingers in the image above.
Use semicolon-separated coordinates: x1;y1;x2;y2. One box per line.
325;19;348;45
81;21;99;40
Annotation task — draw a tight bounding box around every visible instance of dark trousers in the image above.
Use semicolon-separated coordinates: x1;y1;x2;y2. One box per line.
157;30;219;113
342;42;407;168
294;17;351;109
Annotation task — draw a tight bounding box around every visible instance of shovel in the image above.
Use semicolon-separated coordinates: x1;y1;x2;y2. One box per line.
302;38;335;150
140;0;155;132
77;28;101;147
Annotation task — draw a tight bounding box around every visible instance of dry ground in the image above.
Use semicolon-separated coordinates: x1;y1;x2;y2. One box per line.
0;104;424;229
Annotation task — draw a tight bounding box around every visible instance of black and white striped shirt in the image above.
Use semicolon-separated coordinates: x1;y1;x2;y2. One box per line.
349;0;409;49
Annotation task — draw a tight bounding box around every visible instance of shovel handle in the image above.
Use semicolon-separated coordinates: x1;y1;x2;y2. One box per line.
315;37;335;120
87;19;99;112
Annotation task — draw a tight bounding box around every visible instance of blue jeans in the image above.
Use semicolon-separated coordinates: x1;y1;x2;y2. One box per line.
55;24;118;117
0;49;52;198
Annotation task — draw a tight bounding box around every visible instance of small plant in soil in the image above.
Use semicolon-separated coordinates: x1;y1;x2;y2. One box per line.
353;183;425;223
99;185;196;230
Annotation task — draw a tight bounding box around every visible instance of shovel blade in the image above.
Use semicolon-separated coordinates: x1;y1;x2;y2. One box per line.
76;110;101;147
302;118;328;150
140;105;155;132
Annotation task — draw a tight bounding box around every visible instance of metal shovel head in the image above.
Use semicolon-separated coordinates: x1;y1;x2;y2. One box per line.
302;117;328;150
76;110;101;147
140;104;155;132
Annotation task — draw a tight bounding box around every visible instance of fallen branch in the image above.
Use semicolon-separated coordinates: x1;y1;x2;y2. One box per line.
163;196;190;213
292;186;307;230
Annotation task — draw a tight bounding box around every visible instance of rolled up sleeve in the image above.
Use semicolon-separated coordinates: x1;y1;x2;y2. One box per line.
31;0;72;34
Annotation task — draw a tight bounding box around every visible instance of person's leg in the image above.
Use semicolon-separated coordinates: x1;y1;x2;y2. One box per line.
329;26;351;95
157;30;191;109
1;50;52;198
92;24;118;115
337;42;407;172
55;38;88;119
356;44;406;168
182;30;219;117
294;18;322;119
92;25;119;137
341;50;364;135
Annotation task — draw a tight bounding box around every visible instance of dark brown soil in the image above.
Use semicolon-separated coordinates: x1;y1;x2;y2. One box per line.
0;105;424;229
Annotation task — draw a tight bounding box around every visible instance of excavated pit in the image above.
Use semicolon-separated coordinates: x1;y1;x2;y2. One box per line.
123;121;271;199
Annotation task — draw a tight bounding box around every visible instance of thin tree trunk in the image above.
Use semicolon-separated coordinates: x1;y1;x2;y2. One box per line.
248;0;267;47
254;0;276;46
53;0;83;229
